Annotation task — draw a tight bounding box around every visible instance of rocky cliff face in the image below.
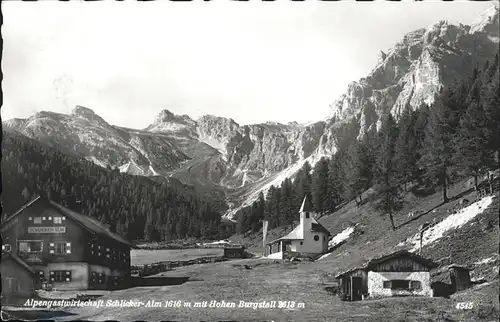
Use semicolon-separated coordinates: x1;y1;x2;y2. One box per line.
329;6;499;136
4;6;498;218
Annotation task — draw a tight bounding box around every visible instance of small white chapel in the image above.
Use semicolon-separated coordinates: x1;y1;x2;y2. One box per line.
266;195;330;259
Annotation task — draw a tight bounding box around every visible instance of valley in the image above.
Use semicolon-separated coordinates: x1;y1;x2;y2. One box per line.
1;4;499;322
9;178;497;322
4;6;499;219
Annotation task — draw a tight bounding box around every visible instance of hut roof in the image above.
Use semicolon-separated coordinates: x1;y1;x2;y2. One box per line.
335;250;438;279
365;250;438;270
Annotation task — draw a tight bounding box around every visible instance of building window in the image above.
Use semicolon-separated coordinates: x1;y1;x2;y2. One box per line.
383;281;391;289
313;235;319;241
50;270;72;282
53;217;63;224
2;244;11;252
53;242;72;255
33;217;42;224
410;281;422;290
19;241;43;253
389;280;410;290
37;271;45;281
305;212;310;218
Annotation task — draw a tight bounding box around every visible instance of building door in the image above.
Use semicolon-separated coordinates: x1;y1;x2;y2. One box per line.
351;277;362;301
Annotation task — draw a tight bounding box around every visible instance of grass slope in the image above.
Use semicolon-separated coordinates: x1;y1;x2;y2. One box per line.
232;179;499;278
16;179;498;322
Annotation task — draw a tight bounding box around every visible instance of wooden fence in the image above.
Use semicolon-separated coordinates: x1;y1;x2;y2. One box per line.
131;256;228;277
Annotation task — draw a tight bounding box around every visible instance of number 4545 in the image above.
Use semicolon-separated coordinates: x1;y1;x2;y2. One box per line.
456;302;474;309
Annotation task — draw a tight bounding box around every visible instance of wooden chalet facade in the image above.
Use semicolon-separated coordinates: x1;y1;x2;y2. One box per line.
1;196;133;291
336;250;438;301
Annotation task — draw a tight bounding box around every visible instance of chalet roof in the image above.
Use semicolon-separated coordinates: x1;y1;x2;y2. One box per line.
299;195;314;213
268;224;303;244
49;201;133;248
2;252;35;275
365;250;438;270
311;222;330;235
267;217;330;244
1;196;133;248
335;250;438;279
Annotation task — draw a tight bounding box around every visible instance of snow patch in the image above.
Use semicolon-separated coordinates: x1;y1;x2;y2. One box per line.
119;161;144;175
474;256;496;265
317;252;332;260
266;251;283;259
328;226;356;249
399;196;494;252
149;165;159;176
85;156;108;168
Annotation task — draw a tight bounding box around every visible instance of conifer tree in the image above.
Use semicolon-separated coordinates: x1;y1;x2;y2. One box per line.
374;114;401;230
312;157;329;214
420;88;455;203
326;154;344;212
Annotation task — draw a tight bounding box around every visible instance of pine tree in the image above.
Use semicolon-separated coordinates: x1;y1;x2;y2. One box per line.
312;157;330;214
420;88;455;203
326;154;344;212
343;139;373;206
374;114;401;230
394;110;415;191
455;100;493;191
482;66;500;167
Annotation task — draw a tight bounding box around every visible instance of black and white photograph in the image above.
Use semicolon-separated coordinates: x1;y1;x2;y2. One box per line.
1;0;499;321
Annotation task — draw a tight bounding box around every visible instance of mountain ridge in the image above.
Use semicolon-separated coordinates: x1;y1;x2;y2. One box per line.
4;6;499;219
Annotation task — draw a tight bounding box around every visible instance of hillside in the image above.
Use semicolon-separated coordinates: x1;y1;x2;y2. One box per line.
231;178;499;283
3;6;499;219
1;129;226;242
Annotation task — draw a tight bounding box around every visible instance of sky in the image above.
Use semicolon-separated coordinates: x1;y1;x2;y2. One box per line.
1;0;494;129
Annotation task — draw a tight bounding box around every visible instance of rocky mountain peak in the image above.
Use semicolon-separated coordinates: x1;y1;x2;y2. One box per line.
146;109;196;133
197;114;240;128
470;5;499;36
328;8;499;135
155;109;176;122
71;105;96;117
70;105;109;127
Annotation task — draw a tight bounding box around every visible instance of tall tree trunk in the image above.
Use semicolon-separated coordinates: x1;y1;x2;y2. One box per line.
389;211;396;231
473;174;479;197
442;166;448;203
